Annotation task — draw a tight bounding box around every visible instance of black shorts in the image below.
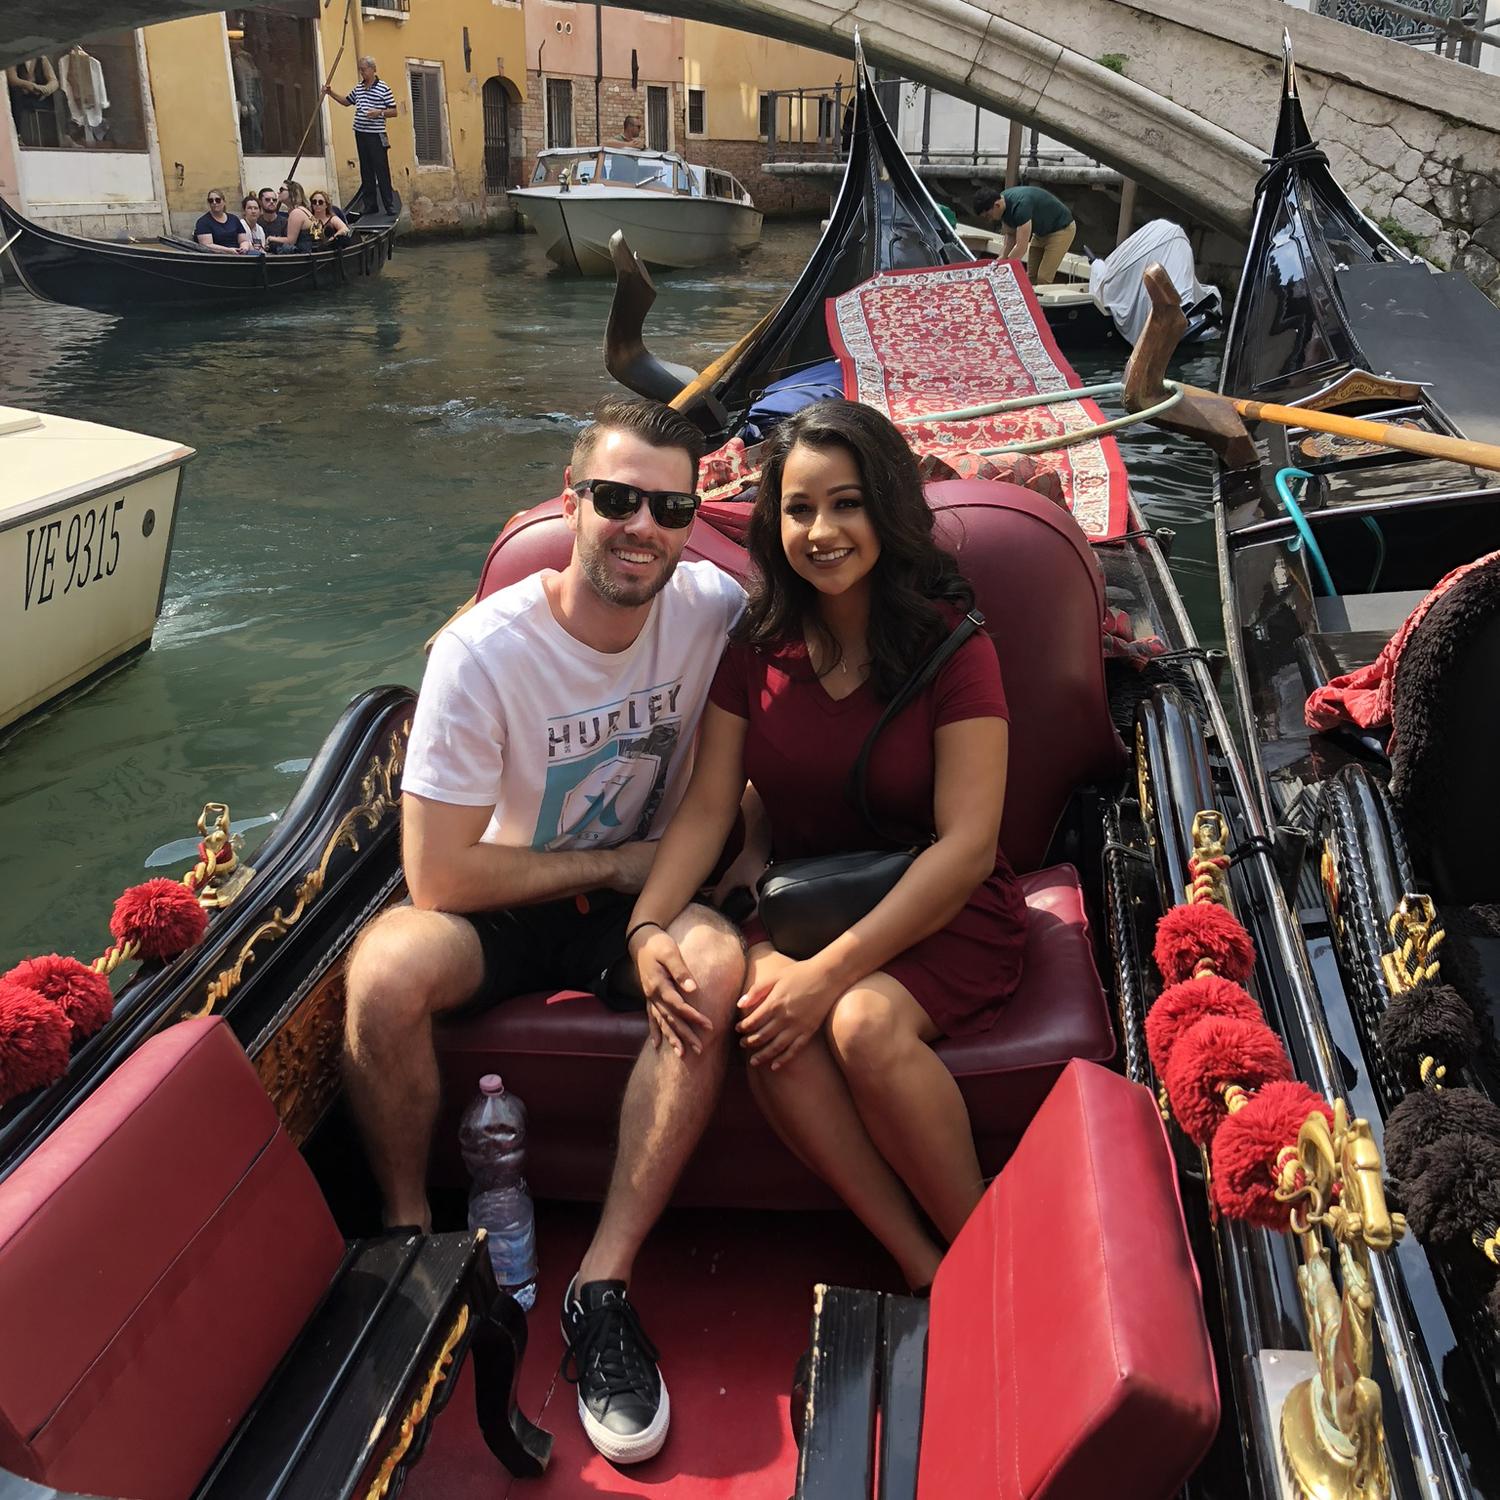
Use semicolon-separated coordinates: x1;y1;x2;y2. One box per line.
458;889;642;1012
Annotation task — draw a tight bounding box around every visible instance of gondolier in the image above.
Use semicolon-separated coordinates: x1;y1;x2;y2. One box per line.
325;56;396;216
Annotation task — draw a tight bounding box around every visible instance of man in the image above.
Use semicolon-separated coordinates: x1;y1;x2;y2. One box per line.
193;189;249;254
343;397;748;1466
325;56;397;215
258;186;287;240
974;184;1076;286
611;114;642;147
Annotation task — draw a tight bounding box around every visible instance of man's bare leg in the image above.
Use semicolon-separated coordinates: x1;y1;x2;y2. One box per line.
343;905;486;1230
575;905;747;1286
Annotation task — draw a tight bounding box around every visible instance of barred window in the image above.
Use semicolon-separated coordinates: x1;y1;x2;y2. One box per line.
758;92;773;140
408;63;446;165
687;87;705;137
545;77;573;149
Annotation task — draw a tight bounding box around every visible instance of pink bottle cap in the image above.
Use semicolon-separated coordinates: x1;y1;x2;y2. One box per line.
479;1074;504;1095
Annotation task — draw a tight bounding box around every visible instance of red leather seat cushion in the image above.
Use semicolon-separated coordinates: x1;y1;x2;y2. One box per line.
433;863;1113;1207
916;1061;1219;1500
0;1017;345;1500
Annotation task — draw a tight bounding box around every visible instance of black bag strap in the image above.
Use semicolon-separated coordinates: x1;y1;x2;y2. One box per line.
847;609;986;844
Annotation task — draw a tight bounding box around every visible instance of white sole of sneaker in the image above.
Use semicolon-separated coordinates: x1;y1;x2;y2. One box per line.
576;1381;670;1465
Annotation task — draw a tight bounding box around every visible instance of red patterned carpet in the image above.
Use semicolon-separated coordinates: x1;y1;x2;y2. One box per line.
828;257;1131;542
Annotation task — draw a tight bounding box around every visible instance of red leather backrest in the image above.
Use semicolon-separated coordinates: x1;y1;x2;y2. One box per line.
0;1017;344;1500
474;479;1123;872
916;1060;1219;1500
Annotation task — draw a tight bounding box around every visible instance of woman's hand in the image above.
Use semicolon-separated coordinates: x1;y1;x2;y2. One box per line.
631;927;713;1058
737;960;842;1070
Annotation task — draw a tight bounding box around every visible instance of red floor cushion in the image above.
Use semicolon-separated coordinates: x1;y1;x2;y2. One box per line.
432;862;1113;1208
917;1060;1219;1499
0;1018;344;1500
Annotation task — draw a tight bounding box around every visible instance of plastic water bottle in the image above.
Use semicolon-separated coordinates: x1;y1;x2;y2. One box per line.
459;1074;538;1311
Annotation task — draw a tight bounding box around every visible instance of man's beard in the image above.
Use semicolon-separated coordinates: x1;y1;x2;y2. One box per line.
578;531;676;607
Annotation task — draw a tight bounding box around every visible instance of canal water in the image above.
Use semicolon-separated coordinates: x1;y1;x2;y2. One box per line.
0;224;1220;966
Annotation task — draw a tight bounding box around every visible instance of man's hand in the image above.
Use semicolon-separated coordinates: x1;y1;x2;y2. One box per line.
604;841;656;894
711;847;767;913
630;927;713;1057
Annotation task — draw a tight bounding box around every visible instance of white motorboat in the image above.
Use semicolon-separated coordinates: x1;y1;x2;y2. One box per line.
1;405;192;733
512;148;763;275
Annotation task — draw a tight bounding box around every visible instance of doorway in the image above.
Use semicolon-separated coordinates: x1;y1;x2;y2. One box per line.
483;76;522;192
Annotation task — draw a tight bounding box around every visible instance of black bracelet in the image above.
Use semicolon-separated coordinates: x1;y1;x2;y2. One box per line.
626;920;665;947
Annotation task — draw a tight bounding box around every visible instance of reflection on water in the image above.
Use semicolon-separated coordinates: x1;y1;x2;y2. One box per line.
0;224;1220;963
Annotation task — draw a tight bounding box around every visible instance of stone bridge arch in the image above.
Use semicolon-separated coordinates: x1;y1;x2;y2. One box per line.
638;0;1500;289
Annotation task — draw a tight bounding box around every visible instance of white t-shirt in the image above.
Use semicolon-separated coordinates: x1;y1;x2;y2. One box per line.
244;222;266;248
403;561;746;851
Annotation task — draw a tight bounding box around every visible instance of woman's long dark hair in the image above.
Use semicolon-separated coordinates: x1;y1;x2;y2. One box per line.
734;400;973;700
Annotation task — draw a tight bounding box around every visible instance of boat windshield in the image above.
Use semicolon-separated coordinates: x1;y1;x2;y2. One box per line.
530;152;601;186
601;153;676;191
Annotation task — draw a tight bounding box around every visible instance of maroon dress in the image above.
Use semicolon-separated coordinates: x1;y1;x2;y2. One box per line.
709;630;1028;1036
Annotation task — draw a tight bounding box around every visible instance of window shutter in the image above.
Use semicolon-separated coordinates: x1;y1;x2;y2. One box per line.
409;67;444;164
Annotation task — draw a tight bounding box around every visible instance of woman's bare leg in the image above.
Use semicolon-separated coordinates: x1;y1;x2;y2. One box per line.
827;975;986;1244
743;947;942;1288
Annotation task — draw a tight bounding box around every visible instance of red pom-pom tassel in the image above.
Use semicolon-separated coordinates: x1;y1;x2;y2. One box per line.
1211;1081;1333;1230
1164;1014;1294;1146
2;956;112;1041
1153;901;1255;985
0;978;73;1105
109;879;207;961
1145;973;1263;1079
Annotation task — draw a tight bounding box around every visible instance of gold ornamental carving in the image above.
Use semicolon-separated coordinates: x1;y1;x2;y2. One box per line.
1275;1100;1406;1500
256;968;348;1144
190;723;409;1017
1379;893;1443;998
365;1304;470;1500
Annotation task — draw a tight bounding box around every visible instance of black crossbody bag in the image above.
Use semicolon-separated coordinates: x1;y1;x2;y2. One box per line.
754;610;985;961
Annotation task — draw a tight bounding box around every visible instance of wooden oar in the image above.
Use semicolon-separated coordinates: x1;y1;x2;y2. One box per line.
1124;265;1500;473
670;307;777;412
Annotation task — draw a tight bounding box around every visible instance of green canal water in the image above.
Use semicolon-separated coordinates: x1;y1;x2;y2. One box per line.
0;224;1221;965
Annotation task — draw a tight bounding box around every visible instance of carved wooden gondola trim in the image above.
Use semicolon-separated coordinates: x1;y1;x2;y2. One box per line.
191;723;408;1017
365;1304;470;1500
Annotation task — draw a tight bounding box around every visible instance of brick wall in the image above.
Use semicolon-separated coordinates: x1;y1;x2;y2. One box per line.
523;72;685;160
683;139;835;218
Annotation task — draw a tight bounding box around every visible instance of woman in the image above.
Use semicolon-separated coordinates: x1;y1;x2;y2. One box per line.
628;400;1027;1290
240;195;266;251
193;189;249;254
266;181;314;253
308;191;351;245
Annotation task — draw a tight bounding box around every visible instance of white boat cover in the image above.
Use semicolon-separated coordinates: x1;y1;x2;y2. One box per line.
1088;219;1220;346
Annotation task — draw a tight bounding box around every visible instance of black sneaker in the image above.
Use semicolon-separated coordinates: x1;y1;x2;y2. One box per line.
560;1277;670;1463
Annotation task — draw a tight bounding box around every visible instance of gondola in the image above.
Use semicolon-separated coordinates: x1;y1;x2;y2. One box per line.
1198;35;1500;1495
0;186;398;316
0;39;1467;1500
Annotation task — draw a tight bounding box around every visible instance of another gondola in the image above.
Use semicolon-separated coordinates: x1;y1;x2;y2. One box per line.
0;38;1473;1500
0;188;398;316
1126;33;1500;1495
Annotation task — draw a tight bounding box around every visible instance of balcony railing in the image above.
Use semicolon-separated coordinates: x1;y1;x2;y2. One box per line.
1312;0;1494;64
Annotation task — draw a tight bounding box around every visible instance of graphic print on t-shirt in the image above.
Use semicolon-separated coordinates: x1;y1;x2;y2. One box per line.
533;681;684;849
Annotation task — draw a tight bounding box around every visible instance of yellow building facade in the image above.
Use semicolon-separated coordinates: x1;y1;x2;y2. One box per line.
681;24;850;214
0;1;528;241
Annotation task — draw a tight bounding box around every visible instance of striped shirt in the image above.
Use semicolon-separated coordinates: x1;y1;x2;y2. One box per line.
349;79;396;133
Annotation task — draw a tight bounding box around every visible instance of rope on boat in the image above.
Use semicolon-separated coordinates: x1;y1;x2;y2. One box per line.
893;379;1187;457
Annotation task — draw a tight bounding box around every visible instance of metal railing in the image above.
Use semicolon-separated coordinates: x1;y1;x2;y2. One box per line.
759;79;1103;172
1313;0;1494;64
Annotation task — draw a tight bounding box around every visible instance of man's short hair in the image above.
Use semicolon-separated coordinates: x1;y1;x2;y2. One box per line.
972;187;1004;218
358;55;377;69
571;396;706;483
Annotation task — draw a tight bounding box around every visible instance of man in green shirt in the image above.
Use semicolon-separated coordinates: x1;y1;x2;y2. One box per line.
973;185;1076;286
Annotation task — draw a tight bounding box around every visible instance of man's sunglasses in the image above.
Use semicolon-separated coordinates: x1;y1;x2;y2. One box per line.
573;478;700;530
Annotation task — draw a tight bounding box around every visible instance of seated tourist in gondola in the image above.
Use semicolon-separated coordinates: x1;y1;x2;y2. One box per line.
629;399;1027;1292
193;189;250;254
239;194;267;251
343;397;749;1466
308;191;351;245
266;181;315;253
257;185;288;240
